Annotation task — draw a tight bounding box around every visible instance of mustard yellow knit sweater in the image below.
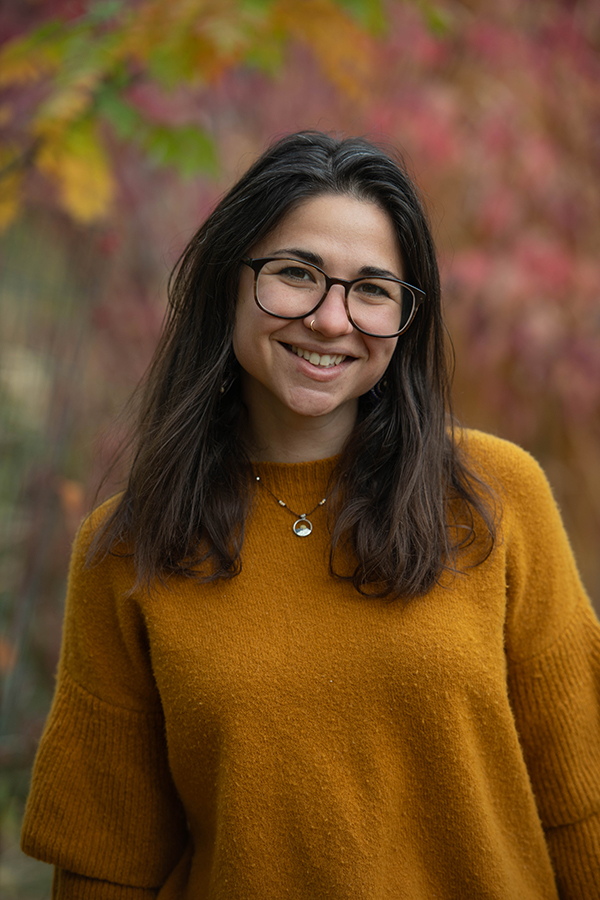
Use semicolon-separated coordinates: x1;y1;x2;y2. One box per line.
22;431;600;899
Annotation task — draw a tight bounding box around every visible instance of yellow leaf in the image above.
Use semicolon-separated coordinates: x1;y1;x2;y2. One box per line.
274;0;374;102
0;147;23;231
0;34;60;86
122;0;250;79
35;68;103;129
123;0;207;63
37;119;115;222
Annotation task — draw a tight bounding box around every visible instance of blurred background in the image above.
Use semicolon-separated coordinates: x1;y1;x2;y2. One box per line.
1;0;599;895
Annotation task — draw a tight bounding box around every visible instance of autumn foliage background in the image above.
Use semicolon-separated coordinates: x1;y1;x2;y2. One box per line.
1;0;599;894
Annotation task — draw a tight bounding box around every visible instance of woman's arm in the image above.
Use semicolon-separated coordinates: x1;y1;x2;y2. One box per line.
494;437;600;899
52;869;159;900
21;506;189;896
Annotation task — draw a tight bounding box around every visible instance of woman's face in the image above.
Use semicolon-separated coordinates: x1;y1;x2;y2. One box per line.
233;193;401;437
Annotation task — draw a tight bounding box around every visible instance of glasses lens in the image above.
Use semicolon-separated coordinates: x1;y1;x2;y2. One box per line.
257;259;324;318
347;280;415;337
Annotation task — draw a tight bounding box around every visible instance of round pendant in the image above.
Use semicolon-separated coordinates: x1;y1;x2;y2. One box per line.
293;517;312;537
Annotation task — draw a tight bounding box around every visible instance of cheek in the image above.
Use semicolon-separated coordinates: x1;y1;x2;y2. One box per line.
232;318;250;373
370;338;398;379
232;299;268;377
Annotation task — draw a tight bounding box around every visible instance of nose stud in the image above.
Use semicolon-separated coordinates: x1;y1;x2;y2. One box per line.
310;319;317;332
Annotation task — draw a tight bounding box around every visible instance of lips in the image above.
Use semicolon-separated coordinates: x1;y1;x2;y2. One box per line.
289;344;347;368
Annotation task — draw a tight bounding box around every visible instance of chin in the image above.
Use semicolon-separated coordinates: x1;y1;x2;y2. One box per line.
282;389;357;421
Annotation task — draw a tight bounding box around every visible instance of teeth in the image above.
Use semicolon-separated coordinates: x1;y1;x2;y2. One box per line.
290;346;346;367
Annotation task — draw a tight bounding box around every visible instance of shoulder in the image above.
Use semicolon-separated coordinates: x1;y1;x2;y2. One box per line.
62;494;156;708
457;433;593;663
456;428;544;482
67;493;134;595
72;493;125;557
455;428;573;570
78;493;124;540
455;428;553;515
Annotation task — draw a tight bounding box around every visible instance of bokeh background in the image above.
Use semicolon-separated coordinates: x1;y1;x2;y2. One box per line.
1;0;599;895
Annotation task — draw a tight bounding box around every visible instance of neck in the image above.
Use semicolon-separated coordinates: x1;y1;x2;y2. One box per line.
243;393;357;463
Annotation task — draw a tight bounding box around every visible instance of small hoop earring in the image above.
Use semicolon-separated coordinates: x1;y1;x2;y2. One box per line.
310;319;317;332
369;378;387;401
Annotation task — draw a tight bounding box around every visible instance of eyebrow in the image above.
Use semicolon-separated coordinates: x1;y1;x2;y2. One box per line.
274;248;403;281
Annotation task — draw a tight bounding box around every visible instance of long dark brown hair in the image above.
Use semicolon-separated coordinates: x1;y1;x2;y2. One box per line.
93;131;496;598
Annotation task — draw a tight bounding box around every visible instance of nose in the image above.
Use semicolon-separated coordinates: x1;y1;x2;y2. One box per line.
303;284;354;337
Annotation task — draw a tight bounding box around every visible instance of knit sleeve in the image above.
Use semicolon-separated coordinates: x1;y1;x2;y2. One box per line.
498;441;600;899
52;868;158;899
21;509;189;895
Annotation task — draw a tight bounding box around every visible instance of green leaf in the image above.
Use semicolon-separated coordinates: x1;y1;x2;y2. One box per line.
416;0;453;36
238;0;276;11
244;35;286;76
26;20;65;43
60;28;119;77
334;0;386;33
147;46;195;90
0;19;69;82
96;88;145;140
97;87;217;178
106;60;130;91
83;0;126;26
144;125;218;178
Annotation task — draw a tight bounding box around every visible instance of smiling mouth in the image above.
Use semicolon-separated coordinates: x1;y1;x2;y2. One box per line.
288;344;348;368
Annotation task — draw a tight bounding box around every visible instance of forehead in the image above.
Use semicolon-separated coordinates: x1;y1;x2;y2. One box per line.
250;193;403;271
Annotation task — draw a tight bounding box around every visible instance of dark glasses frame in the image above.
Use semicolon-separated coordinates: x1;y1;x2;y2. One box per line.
242;256;426;339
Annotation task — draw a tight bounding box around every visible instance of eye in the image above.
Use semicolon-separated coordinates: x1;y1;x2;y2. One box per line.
354;280;393;300
277;264;317;283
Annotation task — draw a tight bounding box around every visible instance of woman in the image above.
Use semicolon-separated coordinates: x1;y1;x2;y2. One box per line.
22;132;600;899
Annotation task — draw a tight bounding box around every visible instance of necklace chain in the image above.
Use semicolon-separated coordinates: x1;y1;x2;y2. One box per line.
255;476;327;537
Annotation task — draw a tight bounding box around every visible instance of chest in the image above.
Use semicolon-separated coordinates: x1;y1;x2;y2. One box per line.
144;528;511;748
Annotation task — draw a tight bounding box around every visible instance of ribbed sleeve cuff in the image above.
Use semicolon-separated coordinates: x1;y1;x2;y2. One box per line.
53;868;158;900
545;813;600;900
507;602;600;826
21;670;188;887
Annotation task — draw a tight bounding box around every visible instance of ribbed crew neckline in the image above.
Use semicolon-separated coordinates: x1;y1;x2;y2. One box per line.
252;456;339;513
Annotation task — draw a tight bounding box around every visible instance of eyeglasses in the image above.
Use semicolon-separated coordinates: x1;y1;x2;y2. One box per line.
242;256;425;339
